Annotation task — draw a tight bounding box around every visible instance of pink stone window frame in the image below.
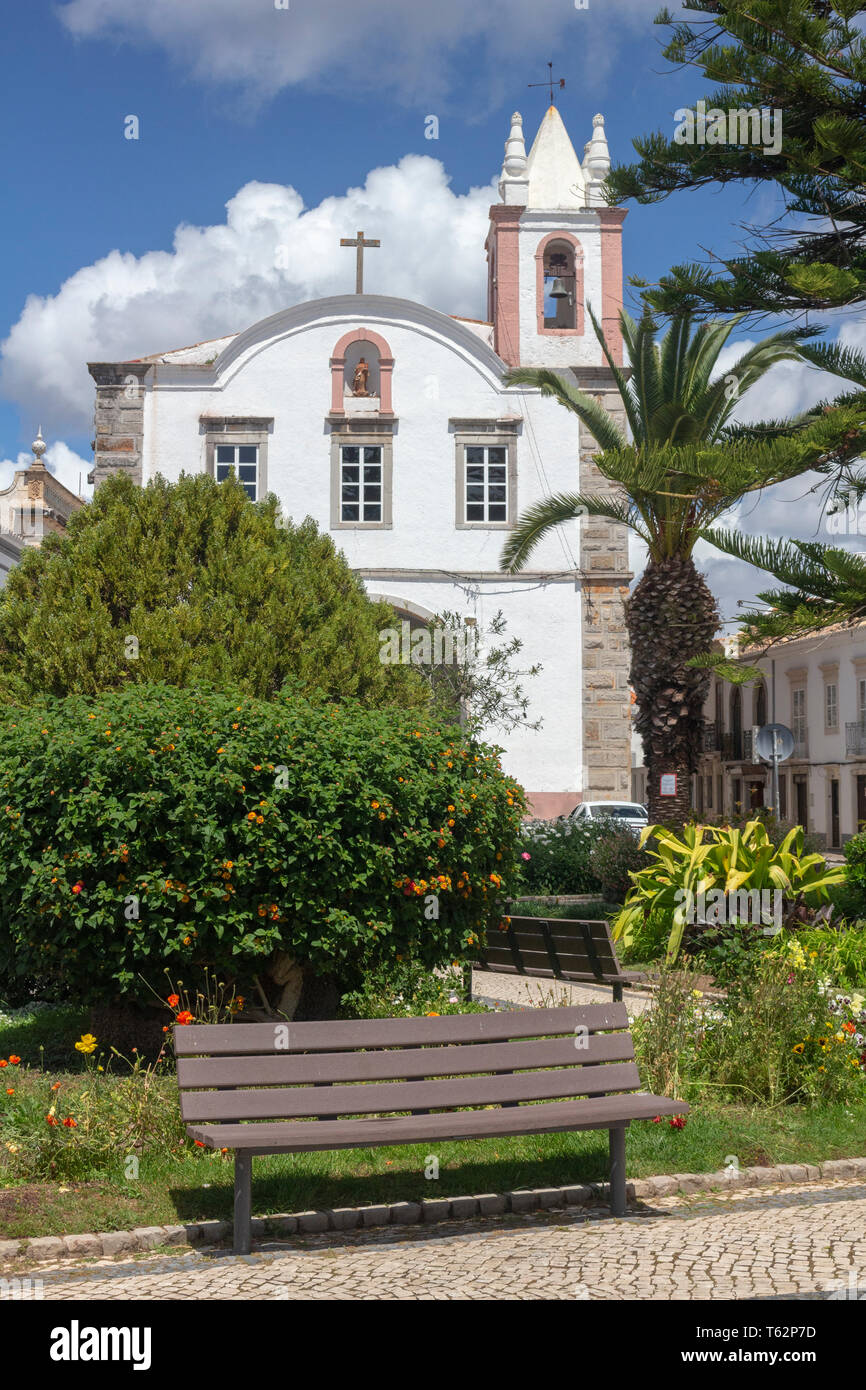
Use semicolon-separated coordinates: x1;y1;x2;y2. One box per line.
535;231;585;337
329;328;394;413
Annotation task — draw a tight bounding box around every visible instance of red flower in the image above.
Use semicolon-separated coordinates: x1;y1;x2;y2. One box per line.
8;1055;20;1065
72;882;84;895
62;1117;77;1128
45;1115;58;1126
175;1011;194;1026
652;1115;662;1123
167;994;180;1008
669;1116;687;1130
194;1140;205;1148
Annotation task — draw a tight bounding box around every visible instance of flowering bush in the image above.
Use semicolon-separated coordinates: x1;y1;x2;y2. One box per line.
516;819;605;895
0;685;525;1016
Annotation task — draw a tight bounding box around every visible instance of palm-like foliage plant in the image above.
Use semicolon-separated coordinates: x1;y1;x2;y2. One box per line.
501;305;834;821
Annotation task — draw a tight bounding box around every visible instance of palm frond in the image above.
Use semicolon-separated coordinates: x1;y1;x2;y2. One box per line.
500;492;640;574
503;367;627;452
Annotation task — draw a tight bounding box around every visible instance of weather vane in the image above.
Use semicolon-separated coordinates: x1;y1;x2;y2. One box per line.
528;62;565;106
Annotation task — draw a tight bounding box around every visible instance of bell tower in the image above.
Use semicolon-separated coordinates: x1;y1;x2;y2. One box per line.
486;107;626;370
486;104;633;805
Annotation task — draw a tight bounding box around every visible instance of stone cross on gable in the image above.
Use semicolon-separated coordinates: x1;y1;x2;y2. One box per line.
340;230;380;294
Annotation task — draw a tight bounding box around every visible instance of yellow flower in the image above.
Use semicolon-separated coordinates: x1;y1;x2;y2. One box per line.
74;1033;98;1055
792;1043;804;1054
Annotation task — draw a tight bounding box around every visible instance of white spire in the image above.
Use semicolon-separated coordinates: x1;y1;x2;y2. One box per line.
498;111;529;205
31;425;48;468
525;106;585;210
585;113;611;206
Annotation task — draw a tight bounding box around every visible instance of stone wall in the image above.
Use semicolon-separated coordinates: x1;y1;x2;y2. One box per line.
88;363;150;488
576;369;632;800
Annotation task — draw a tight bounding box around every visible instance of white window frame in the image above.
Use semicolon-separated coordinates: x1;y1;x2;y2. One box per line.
825;681;838;732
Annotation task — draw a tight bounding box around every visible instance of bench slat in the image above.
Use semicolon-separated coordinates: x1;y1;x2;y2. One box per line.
172;1002;627;1056
179;1059;643;1122
477;946;613;976
177;1031;635;1089
187;1093;688;1154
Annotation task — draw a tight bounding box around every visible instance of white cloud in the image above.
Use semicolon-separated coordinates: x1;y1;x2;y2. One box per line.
0;157;496;435
57;0;651;109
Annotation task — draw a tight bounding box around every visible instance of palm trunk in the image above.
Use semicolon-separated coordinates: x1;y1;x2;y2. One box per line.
626;555;718;824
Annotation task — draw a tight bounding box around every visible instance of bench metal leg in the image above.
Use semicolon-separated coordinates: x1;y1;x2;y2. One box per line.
233;1151;252;1255
608;1128;627;1217
612;982;623;1003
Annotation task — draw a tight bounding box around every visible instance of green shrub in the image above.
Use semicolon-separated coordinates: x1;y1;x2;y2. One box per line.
588;822;649;903
0;685;525;1016
633;952;866;1106
339;959;485;1018
516;820;603;895
841;832;866;919
613;820;845;964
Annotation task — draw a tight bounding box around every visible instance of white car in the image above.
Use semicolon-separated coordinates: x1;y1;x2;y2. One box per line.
567;801;648;835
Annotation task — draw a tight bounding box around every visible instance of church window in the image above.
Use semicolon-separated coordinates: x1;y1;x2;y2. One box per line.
464;446;507;522
215;443;258;501
340;445;382;523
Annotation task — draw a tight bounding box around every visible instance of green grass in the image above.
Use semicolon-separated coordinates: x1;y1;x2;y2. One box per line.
1;1100;863;1242
0;1004;89;1070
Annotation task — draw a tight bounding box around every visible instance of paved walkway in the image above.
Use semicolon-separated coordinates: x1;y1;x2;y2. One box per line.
470;968;654;1014
24;1178;866;1301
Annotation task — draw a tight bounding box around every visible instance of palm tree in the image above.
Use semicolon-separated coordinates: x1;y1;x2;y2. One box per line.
701;342;866;642
501;305;831;822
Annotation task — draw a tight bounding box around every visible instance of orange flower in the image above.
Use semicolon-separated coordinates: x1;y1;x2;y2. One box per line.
45;1115;58;1127
167;994;179;1008
62;1117;77;1128
247;811;257;821
176;1011;194;1026
6;1088;14;1096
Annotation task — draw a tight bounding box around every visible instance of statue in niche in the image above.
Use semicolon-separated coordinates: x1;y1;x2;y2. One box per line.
351;356;373;397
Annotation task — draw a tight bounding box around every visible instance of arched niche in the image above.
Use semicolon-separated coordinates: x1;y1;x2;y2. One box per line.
535;231;584;335
330;328;394;414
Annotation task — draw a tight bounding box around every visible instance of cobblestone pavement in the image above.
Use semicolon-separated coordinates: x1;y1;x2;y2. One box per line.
25;1178;866;1301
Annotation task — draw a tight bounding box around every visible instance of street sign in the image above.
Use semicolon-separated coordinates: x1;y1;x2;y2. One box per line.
755;723;794;763
659;773;677;796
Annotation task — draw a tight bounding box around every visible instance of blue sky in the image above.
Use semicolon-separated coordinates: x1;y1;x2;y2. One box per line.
0;0;855;627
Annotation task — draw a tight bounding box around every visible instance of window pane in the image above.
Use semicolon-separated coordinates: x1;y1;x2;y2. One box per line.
488;485;506;502
364;485;381;502
488;505;506;521
342;484;359;502
342;465;359;482
237;446;257;464
488;447;506;464
342;446;360;463
216;446;235;464
243;484;256;501
466;447;485;464
341;503;359;521
488;465;506;482
363;465;381;482
238;465;257;481
364;446;381;463
466;485;485;502
363;504;381;521
466;504;484;520
215;465;230;481
466;466;484;483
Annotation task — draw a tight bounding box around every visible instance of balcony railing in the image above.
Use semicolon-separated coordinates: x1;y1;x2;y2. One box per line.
721;730;742;761
792;732;809;760
847;721;866;757
743;729;754;762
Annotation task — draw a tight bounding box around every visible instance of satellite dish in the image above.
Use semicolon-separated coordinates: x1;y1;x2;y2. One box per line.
755;723;794;763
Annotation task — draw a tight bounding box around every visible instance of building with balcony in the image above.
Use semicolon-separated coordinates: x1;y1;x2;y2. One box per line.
632;621;866;847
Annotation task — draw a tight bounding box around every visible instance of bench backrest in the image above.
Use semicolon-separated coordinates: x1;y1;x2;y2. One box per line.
477;916;624;982
173;1004;638;1127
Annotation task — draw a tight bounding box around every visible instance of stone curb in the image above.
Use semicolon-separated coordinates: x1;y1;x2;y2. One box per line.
2;1156;864;1264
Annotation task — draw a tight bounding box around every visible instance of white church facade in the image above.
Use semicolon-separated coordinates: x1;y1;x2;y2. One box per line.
87;106;632;817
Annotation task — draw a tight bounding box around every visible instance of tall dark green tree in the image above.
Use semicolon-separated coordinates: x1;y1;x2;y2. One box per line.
501;305;830;820
607;1;866;320
0;471;423;708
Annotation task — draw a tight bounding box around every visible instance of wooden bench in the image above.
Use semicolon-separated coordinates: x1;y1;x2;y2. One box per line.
473;914;645;1002
174;1004;686;1254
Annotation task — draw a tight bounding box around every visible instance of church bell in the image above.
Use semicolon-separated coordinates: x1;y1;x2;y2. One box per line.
549;278;570;299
